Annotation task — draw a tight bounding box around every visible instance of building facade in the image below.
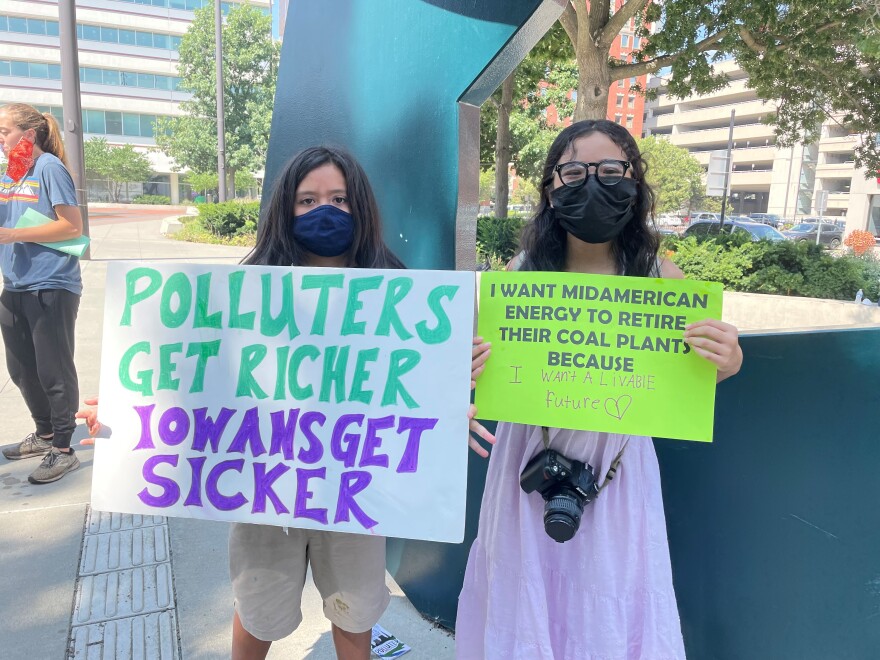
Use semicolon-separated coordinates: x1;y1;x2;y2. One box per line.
643;60;879;236
0;0;270;203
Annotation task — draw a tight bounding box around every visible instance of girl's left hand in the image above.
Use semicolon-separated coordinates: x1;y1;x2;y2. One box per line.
0;228;18;244
468;403;495;458
684;319;743;381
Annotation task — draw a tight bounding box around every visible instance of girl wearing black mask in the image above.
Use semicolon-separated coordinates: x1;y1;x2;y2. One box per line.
459;121;742;659
232;146;403;660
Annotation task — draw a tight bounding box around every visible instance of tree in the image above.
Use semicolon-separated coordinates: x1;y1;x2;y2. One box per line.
479;169;495;204
83;137;153;203
185;171;218;197
155;2;279;192
481;23;575;217
557;1;880;170
636;136;703;213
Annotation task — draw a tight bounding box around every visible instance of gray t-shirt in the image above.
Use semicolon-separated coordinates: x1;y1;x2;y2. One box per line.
0;152;82;295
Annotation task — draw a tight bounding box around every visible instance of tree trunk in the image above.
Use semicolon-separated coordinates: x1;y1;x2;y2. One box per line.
494;71;515;219
572;10;611;121
228;170;236;200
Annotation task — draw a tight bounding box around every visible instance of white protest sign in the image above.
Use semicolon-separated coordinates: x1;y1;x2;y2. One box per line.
92;262;474;543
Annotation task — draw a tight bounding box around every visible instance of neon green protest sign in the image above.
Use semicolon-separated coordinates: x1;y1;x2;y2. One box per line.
474;272;723;442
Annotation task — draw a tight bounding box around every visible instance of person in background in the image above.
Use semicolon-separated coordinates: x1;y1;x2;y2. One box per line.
0;103;85;484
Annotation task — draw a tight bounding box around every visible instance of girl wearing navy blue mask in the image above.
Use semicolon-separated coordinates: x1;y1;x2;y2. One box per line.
233;146;403;660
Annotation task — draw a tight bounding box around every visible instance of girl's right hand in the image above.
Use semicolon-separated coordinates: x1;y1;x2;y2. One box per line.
76;397;101;444
471;336;491;389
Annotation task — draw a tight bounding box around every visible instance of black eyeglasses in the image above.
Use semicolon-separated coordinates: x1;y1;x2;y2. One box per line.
554;159;632;187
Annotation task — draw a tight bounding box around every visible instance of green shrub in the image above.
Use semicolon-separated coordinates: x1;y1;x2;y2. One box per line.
665;234;880;300
197;201;260;237
132;194;171;205
476;214;526;264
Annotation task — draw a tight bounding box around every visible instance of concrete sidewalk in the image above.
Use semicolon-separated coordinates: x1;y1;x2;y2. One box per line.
0;218;454;659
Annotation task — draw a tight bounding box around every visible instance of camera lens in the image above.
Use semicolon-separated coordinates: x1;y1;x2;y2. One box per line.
543;493;583;543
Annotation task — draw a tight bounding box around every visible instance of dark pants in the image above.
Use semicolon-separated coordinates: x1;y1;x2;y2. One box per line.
0;288;80;449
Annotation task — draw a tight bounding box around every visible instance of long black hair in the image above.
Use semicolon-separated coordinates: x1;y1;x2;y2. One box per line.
243;146;405;269
519;120;659;276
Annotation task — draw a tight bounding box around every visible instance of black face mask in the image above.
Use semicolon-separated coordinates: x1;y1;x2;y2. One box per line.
550;177;638;244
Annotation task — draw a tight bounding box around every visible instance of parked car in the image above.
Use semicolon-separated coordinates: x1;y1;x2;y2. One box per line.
656;213;683;226
689;211;720;223
782;222;844;248
683;219;787;242
748;212;784;229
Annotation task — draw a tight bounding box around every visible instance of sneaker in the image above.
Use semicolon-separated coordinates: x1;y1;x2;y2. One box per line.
28;448;80;484
2;433;53;460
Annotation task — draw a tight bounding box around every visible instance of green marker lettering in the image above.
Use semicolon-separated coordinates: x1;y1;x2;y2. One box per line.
302;274;345;335
381;349;421;409
160;272;193;329
375;277;414;340
158;342;183;391
289;344;320;400
341;276;383;336
319;345;350;404
120;267;161;326
348;348;378;404
237;344;268;399
119;340;153;396
194;273;222;329
186;340;221;393
229;270;255;330
416;285;458;344
261;272;299;340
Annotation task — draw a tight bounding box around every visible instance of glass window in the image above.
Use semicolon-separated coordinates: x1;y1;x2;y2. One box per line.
630;77;636;85
617;79;624;88
155;75;171;90
9;17;28;33
11;61;29;77
48;64;61;80
171;0;188;9
46;21;59;37
187;0;203;10
123;113;141;136
153;33;169;49
121;71;138;87
616;95;623;107
76;25;83;39
626;115;634;128
103;70;120;86
0;60;10;76
614;114;622;124
140;114;155;137
82;24;100;41
153;0;167;6
85;110;105;134
171;77;181;91
29;63;49;79
0;17;7;31
105;112;123;135
171;36;182;50
621;34;629;48
119;29;136;46
28;19;47;36
629;96;635;108
83;68;103;84
101;27;119;43
634;36;641;49
138;73;155;88
136;31;152;48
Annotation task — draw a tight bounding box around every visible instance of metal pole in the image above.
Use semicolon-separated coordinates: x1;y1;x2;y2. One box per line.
719;109;735;229
782;145;795;222
58;0;90;259
215;0;227;202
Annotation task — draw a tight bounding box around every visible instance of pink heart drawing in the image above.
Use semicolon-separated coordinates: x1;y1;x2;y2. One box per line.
604;395;632;420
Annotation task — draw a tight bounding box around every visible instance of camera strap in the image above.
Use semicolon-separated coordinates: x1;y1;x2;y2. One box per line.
541;426;629;493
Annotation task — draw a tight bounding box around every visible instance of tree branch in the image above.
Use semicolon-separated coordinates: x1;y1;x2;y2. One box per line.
559;1;578;48
600;0;652;49
612;29;729;79
588;0;610;46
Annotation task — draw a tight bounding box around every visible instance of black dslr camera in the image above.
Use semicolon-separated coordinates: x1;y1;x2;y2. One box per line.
520;449;599;543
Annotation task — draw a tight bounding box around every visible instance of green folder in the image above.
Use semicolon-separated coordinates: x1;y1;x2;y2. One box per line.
15;208;90;257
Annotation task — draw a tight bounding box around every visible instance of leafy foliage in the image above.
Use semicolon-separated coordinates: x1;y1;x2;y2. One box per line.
665;233;880;300
83;138;154;203
476;214;526;264
557;1;880;170
131;194;171;205
155;2;279;183
637;136;703;214
197;200;260;237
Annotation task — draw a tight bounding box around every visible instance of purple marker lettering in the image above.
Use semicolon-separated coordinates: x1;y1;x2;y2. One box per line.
205;459;247;511
192;407;236;453
252;462;291;514
330;414;364;468
294;467;328;524
395;417;438;473
183;456;206;507
227;407;266;457
269;409;300;460
137;454;180;507
158;407;190;446
297;411;326;464
334;470;378;529
359;415;394;468
133;404;156;450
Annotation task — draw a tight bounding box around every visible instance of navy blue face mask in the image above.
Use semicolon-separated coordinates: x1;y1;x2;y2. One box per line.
290;205;356;257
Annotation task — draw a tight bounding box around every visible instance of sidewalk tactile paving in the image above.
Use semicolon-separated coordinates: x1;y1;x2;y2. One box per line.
70;506;180;658
80;525;170;575
70;610;179;660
